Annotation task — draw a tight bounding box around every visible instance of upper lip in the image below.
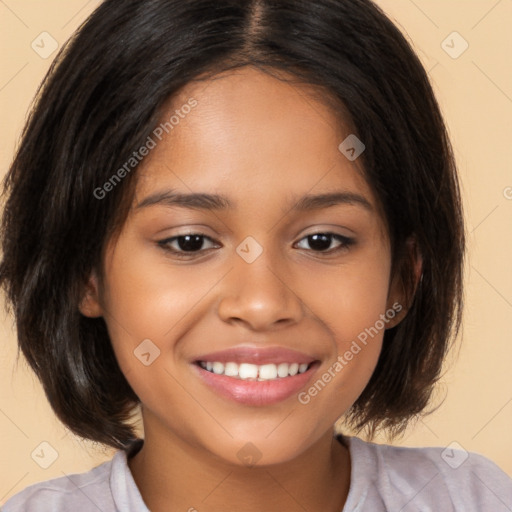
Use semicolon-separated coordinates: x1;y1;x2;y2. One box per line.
194;346;316;365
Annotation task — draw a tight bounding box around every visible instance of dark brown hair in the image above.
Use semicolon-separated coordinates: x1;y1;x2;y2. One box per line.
0;0;465;449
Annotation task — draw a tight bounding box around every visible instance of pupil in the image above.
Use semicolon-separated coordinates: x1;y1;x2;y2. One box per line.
179;235;203;251
309;234;331;251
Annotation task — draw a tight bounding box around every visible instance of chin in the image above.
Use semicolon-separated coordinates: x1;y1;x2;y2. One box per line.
203;429;319;469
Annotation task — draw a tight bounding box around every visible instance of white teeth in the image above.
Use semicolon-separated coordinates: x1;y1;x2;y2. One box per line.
212;362;224;374
224;362;238;377
238;363;258;379
259;364;278;380
288;363;299;376
199;361;311;380
277;362;289;378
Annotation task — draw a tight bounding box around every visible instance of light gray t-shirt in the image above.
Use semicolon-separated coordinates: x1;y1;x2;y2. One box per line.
3;435;512;511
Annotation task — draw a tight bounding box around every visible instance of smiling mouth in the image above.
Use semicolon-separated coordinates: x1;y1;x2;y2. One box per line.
194;355;320;406
197;361;312;381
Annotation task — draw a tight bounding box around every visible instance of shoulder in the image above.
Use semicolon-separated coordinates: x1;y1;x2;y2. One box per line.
342;435;512;511
2;455;117;512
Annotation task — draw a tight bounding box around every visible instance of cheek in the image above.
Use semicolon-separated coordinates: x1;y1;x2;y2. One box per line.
101;240;214;351
294;250;391;420
307;248;391;346
99;239;234;413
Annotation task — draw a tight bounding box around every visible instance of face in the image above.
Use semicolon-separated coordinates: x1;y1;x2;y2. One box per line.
81;66;403;466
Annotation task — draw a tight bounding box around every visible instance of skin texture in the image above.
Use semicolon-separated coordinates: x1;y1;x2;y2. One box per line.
80;66;407;512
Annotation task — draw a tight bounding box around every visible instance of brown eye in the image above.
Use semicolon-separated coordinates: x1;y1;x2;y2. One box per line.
295;233;354;253
158;233;219;257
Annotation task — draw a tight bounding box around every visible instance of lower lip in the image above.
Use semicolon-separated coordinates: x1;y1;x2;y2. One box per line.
193;363;319;406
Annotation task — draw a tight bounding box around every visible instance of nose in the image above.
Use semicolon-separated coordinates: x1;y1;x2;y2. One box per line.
217;247;305;332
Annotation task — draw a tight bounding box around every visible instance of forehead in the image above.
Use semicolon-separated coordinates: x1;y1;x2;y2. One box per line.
134;66;376;213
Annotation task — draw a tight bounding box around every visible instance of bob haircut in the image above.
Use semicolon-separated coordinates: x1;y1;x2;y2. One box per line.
0;0;464;450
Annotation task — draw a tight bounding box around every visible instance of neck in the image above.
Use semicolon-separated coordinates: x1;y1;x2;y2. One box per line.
128;418;351;512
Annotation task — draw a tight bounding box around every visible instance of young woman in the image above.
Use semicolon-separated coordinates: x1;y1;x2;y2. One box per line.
1;0;511;510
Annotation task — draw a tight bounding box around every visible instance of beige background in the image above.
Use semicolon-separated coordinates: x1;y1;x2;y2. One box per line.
1;0;511;503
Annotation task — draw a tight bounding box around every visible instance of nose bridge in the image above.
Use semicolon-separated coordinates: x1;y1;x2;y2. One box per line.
216;237;304;329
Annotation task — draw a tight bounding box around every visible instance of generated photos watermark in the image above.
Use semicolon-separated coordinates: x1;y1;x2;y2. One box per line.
298;302;403;405
93;97;198;200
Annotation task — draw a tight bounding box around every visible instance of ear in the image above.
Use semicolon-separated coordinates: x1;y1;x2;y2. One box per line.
385;237;423;329
78;271;103;318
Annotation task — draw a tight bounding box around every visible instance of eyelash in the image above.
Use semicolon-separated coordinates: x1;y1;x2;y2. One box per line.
157;232;355;259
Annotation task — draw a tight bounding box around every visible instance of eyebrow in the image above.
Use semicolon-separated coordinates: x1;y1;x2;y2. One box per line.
135;189;373;213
